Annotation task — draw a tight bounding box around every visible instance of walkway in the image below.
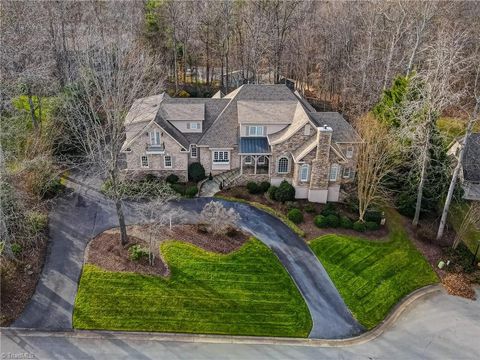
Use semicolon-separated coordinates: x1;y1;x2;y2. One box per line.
12;178;362;338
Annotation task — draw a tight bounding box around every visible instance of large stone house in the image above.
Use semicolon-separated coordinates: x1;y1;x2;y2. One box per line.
121;84;360;203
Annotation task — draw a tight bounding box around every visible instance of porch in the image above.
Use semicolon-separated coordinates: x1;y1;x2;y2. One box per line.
239;137;271;176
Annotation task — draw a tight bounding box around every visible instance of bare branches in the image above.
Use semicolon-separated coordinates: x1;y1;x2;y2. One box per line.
199;201;240;236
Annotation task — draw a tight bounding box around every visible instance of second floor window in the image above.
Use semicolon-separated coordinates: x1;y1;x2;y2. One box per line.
187;122;201;130
248;125;264;136
191;145;197;158
346;146;354;158
150;129;161;145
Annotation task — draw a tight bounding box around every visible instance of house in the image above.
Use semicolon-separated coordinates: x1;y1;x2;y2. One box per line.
121;84;361;203
447;133;480;200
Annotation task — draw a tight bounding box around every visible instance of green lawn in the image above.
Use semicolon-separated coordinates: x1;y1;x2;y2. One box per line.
309;210;438;329
74;238;312;337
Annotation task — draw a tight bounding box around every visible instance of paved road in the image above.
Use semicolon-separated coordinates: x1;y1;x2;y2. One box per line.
2;288;479;359
12;180;362;339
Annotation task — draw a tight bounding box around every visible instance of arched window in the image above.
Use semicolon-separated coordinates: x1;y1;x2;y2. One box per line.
278;157;289;174
300;164;309;182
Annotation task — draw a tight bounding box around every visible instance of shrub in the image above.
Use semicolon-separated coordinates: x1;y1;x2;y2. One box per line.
144;173;159;182
321;203;338;217
188;162;206;182
185;186;198;198
225;226;239;237
314;215;328;228
27;211;48;234
129;245;149;261
353;221;367;232
365;210;382;225
170;183;185;195
177;89;191;97
267;185;278;200
199;201;240;235
340;216;353;229
326;214;340;228
246;182;260;194
275;180;295;203
304;203;316;214
366;221;380;231
11;243;22;256
166;174;179;184
259;181;271;193
285;201;299;211
287;208;304;224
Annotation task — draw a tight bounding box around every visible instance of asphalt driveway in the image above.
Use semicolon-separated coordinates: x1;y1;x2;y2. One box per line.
12;181;363;339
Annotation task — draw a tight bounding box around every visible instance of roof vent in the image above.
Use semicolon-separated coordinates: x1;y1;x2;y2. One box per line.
324;124;328;129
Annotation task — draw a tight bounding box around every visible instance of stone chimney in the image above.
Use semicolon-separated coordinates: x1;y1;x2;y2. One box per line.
309;125;333;194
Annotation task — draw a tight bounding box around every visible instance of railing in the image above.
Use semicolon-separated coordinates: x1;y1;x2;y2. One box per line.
146;143;165;153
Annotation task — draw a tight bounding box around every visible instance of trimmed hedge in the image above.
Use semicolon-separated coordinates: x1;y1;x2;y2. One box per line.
276;180;295;203
247;182;260;194
353;221;367;232
326;214;340;228
314;215;328;228
287;209;304;224
366;221;380;231
267;185;278;200
259;181;271;193
188;163;206;182
321;203;338;217
166;174;179;184
340;216;353;229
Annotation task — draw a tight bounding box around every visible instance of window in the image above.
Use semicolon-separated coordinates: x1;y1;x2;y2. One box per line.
141;155;149;168
244;156;252;165
300;164;309;182
248;125;264;136
150;129;161;145
258;156;266;165
191;145;197;158
346;146;354;158
329;164;338;181
304;124;311;136
164;155;172;168
188;122;201;130
343;167;351;178
278;157;289;174
213;151;229;163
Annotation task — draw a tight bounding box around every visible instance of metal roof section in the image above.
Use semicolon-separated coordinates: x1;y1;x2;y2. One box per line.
239;137;271;154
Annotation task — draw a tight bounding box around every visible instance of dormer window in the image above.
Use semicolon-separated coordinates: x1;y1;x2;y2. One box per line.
346;146;354;158
150;129;161;145
248;125;264;136
304;124;311;136
187;122;201;130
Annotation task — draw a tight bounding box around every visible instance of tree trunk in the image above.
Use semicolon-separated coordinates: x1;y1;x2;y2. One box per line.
27;91;39;131
437;103;478;239
413;126;431;227
173;33;178;93
115;198;128;246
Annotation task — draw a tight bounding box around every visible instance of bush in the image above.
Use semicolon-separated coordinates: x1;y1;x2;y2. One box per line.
353;221;367;232
304;203;316;214
275;180;295;203
267;185;278;200
27;211;48;234
314;215;328;228
11;243;23;256
177;89;191;97
326;214;340;228
285;201;300;211
185;186;198;198
365;210;382;225
166;174;179;184
188;162;206;182
365;221;380;231
340;216;353;229
225;226;239;237
170;183;185;195
321;203;338;217
129;245;149;261
246;182;260;194
287;208;304;224
259;181;271;193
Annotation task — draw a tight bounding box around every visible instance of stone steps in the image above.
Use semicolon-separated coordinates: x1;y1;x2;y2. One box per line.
212;169;241;188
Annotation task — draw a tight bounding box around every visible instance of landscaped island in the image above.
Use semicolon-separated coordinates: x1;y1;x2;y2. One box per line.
74;231;312;337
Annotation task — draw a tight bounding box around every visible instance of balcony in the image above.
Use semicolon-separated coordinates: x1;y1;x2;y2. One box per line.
145;143;165;154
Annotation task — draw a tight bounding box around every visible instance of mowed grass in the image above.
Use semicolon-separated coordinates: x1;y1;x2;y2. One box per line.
309;210;438;329
73;238;312;337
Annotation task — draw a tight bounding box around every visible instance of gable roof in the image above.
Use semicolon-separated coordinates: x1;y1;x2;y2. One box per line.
463;133;480;182
162;103;205;121
125;94;165;124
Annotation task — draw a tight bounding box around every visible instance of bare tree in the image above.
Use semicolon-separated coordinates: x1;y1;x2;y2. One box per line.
453;201;480;249
355;114;397;222
199;201;240;235
63;36;165;245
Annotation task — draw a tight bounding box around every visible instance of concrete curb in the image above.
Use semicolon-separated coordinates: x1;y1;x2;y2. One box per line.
2;284;442;347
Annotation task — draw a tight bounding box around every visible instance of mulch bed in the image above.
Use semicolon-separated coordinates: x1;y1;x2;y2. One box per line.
442;273;476;300
0;239;47;326
85;225;249;277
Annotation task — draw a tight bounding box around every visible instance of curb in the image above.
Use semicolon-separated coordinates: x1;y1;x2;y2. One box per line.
1;284;442;347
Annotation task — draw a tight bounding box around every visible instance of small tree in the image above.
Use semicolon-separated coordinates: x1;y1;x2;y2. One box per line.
275;180;295;203
188;162;206;182
199;201;240;235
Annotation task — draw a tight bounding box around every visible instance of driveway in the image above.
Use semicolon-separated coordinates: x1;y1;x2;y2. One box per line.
12;180;362;339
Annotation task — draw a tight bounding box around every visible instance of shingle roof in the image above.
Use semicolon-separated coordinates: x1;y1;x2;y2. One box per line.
162;103;205;121
237;101;297;124
125;94;165;124
463;133;480;182
309;112;361;143
239;137;271;154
